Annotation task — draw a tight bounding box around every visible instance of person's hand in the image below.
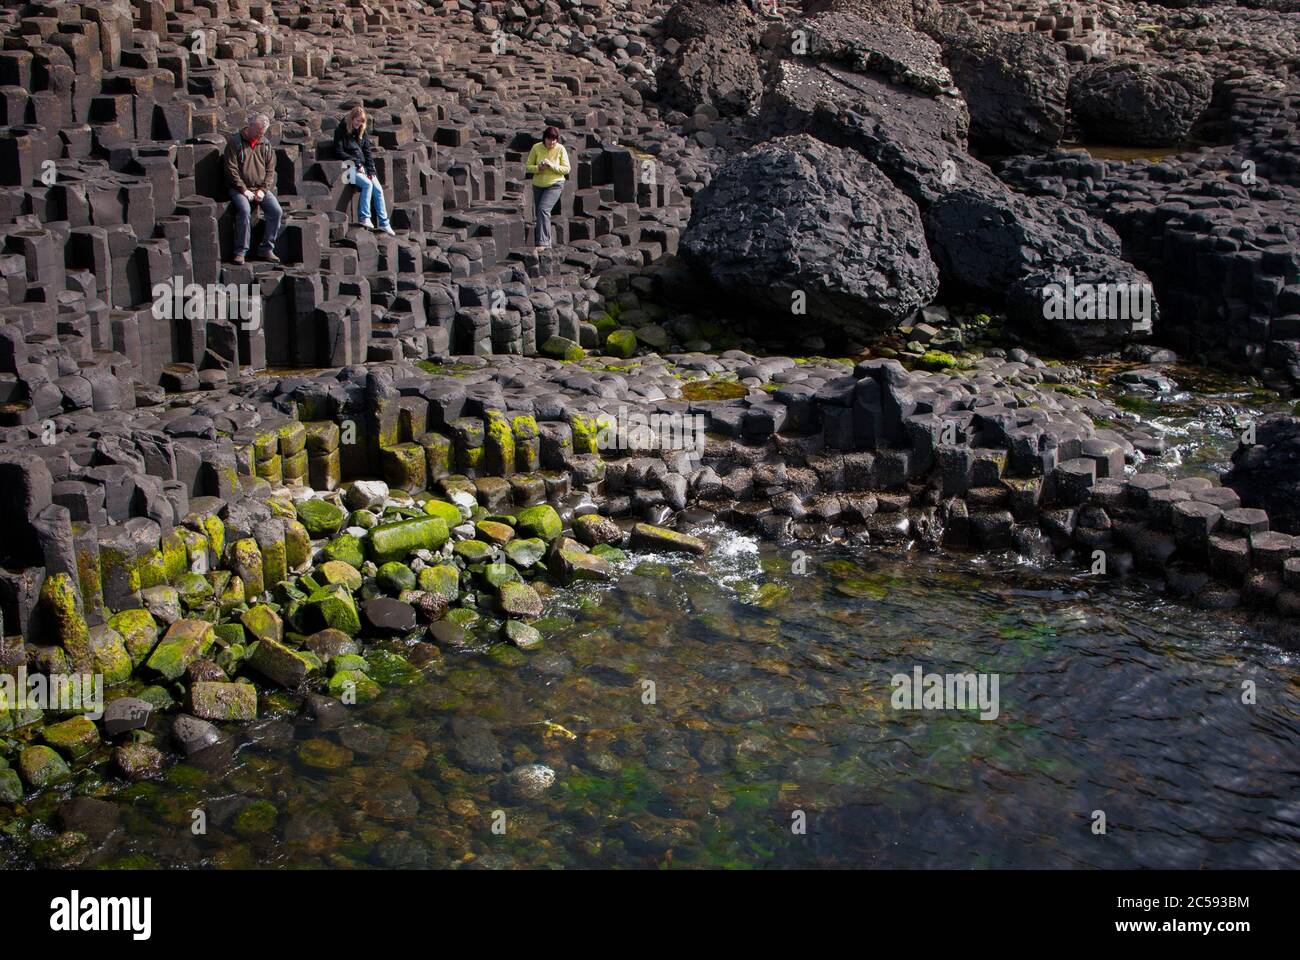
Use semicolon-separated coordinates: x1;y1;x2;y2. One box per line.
255;190;265;201
243;189;255;201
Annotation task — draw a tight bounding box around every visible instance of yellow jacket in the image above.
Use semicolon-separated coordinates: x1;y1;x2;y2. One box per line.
526;141;570;188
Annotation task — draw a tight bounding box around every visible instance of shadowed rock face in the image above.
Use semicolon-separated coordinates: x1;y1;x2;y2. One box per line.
1069;60;1213;147
1227;415;1300;534
680;134;938;339
934;19;1070;155
751;12;1155;353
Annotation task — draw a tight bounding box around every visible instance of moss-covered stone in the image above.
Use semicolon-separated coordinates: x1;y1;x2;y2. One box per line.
549;546;614;584
161;528;188;582
483;563;522;589
145;619;216;680
328;669;381;703
319;559;364;592
417;564;460;602
108;608;159;666
503;619;543;650
453;539;494;564
18;745;71;789
233;799;278;837
248;636;315;688
484;410;516;477
605;327;638;358
629;523;709;556
417;432;453;480
475;520;515;545
41;715;100;760
422;498;463;527
378;561;417;594
218;575;246;611
297;499;345;538
241;604;283;645
503;537;546;568
190;681;258;721
323;533;365;569
305;420;340;453
570;412;599;455
229;538;265;598
40;572;93;672
516;504;563;541
90;626;132;685
385;442;430;494
368;516;449;564
498;580;543;619
308;584;361;636
541;335;584;362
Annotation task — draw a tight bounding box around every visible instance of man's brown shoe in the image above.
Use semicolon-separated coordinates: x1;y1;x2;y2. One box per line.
232;254;245;265
255;249;280;264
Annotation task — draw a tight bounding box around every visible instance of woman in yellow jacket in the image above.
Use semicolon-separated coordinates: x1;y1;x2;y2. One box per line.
526;126;570;250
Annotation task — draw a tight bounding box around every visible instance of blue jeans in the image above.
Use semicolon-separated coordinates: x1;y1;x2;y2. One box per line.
350;169;389;227
533;182;563;247
229;188;282;256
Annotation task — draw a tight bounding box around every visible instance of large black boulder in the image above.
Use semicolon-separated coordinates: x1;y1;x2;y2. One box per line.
1226;415;1300;534
680;134;939;340
1068;60;1213;146
657;0;762;117
935;18;1070;155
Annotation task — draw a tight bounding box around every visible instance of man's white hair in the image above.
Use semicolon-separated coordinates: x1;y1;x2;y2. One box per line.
247;112;271;130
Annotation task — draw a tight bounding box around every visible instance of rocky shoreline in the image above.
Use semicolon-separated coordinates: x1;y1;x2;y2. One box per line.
2;0;1300;819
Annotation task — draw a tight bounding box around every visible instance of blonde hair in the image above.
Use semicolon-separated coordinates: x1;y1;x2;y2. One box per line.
347;105;367;133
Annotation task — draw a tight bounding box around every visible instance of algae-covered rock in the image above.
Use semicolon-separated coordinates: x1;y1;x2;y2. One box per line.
604;327;638;359
19;745;72;789
629;523;708;556
541;336;584;362
111;743;163;781
318;559;364;592
453;539;494;564
503;537;546;569
190;681;258;721
516;504;563;541
483;563;522;589
369;516;449;564
549;547;614;584
89;626;132;685
503;619;543;650
417;564;460;602
141;585;182;625
0;766;21;802
329;669;381;703
146;619;216;680
423;499;464;527
233;799;278;837
241;604;284;645
41;715;100;760
249;635;316;688
308;584;361;636
574;513;623;547
229;538;266;597
39;572;92;672
377;561;417;594
475;520;515;545
589;544;627;563
323;533;365;569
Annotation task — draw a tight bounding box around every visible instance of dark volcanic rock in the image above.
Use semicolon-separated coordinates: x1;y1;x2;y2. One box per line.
680;135;939;340
1069;60;1213;147
658;35;762;117
1226;416;1300;534
757;19;1153;352
936;20;1069;154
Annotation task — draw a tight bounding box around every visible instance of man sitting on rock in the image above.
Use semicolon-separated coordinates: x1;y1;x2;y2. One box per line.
333;105;395;235
526;125;570;251
223;112;282;265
